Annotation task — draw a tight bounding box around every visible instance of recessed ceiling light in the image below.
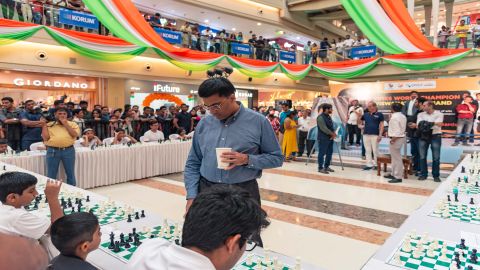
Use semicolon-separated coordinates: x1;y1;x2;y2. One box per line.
232;28;236;31
204;19;209;23
296;37;300;40
257;22;262;26
417;13;422;16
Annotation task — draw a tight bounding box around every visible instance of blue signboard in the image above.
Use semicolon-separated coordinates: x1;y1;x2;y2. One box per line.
59;9;99;30
279;51;296;62
154;28;183;44
198;25;220;35
349;45;377;59
231;43;251;55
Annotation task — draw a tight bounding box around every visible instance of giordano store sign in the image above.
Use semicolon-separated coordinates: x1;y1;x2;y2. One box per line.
0;70;97;90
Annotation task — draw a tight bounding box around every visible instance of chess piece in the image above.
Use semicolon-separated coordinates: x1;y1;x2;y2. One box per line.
135;212;140;220
127;233;133;243
471;198;475;205
86;195;90;202
120;233;125;246
134;234;141;246
113;241;121;252
294;257;301;270
141;210;145;218
447;195;451;202
108;232;115;249
458;177;461;183
132;228;137;236
471;249;478;264
460;239;466;249
462;166;466;173
124;240;131;249
255;258;262;270
476;182;479;187
246;255;253;266
77;204;81;212
127;214;132;223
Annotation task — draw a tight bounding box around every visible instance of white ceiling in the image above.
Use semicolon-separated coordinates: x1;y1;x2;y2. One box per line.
133;0;315;44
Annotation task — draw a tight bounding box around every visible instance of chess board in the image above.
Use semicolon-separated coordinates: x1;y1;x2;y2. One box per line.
430;202;480;225
233;254;294;270
387;233;480;270
100;223;179;262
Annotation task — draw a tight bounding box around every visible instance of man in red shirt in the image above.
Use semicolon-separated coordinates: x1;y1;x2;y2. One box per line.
453;95;476;146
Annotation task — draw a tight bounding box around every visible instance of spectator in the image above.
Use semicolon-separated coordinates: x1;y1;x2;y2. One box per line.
270;40;280;62
79;100;92;123
297;109;312;157
42;108;80;186
76;128;102;148
156;106;173;138
200;27;213;52
267;112;280;138
472;18;480;48
177;127;192;140
255;36;265;60
417;101;444;182
174;104;193;133
20;99;45;151
191;109;201;130
111;128;137;145
263;39;271;61
180;22;192;48
72;109;86;135
128;185;270;270
347;99;363;146
0;97;23;151
455;19;469;48
88;109;108;140
438;25;450;48
304;41;312;64
343;35;355;59
453;95;476;146
336;37;344;61
385;103;407;183
0;138;12;154
49;212;100;270
248;34;257;59
316;103;336;174
311;43;319;64
149;13;163;28
282;110;298;161
142;121;164;142
360;102;384;171
319;38;331;62
138;107;156;139
405;97;426;176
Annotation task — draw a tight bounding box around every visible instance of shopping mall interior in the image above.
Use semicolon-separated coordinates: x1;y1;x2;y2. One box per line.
1;0;480;270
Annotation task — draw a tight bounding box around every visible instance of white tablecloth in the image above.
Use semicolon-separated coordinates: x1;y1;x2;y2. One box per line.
0;141;192;189
362;156;479;269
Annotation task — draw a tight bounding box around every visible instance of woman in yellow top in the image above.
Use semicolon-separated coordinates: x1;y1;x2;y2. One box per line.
282;111;299;161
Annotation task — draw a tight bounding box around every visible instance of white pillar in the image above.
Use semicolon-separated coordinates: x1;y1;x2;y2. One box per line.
432;0;440;46
424;5;432;36
445;0;454;29
407;0;415;17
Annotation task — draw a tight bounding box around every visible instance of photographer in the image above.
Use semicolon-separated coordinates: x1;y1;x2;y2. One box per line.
19;100;45;151
346;100;363;146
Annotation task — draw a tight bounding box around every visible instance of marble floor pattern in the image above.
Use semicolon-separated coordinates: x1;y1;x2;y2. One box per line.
90;160;443;270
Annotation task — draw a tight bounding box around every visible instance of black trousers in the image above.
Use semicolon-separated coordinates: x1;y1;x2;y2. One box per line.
298;131;314;156
198;177;263;247
347;124;361;144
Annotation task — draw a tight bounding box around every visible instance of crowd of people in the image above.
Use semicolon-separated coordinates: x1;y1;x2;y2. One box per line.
437;18;480;48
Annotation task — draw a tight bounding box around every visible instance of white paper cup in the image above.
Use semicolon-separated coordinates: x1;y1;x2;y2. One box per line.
216;147;232;169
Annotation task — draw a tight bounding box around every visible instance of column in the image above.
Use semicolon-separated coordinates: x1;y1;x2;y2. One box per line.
407;0;415;17
445;0;454;29
424;5;432;37
432;0;440;46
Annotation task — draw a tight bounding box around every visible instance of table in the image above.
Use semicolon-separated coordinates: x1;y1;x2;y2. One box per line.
0;141;192;189
362;155;480;269
3;162;322;270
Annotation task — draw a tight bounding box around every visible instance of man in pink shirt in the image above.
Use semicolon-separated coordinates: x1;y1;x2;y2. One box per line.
453;95;476;146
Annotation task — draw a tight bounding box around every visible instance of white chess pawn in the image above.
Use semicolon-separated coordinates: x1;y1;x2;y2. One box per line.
255;258;262;270
294;257;301;270
246;255;253;266
426;247;436;258
264;249;270;265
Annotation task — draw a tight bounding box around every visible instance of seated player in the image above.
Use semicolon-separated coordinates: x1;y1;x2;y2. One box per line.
75;129;102;148
128;185;270;270
49;212;101;270
0;172;63;243
142;121;165;142
0;138;13;154
111;128;138;145
0;232;48;270
177;128;192;140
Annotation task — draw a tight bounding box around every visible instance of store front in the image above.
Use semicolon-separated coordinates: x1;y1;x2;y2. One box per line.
0;70;100;107
258;89;327;110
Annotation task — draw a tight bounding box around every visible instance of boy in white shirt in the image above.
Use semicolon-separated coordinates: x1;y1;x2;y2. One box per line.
142;121;165;142
128;185;270;270
0;171;63;241
75;128;102;148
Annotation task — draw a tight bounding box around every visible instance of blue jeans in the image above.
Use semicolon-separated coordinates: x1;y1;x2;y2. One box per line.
46;146;76;186
454;118;473;143
33;12;42;24
317;138;333;170
419;135;441;178
410;137;420;171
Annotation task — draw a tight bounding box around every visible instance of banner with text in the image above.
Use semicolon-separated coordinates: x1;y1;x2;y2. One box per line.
154;28;183;44
279;51;296;62
349;45;377;59
59;9;99;30
231;43;251;55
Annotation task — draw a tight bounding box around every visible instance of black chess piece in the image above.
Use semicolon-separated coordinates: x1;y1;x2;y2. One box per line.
61;198;66;207
134;235;141;246
3;165;6;170
175;239;180;245
460;239;466;249
465;177;469;183
127;214;132;223
75;198;79;204
467;266;473;270
86;195;90;202
458;177;461;183
447;195;451;202
471;154;474;159
150;234;155;239
67;198;73;208
455;193;459;202
113;241;121;252
135;212;140;220
120;233;125;246
127;233;133;242
108;233;115;249
124;241;131;249
77;204;82;212
44;196;48;203
33;201;38;210
132;228;137;236
141;210;145;218
476;182;479;187
470;198;475;205
461;166;466;173
71;206;75;213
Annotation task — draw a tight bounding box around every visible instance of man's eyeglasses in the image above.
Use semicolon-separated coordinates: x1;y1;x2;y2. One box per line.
246;240;259;252
202;99;227;111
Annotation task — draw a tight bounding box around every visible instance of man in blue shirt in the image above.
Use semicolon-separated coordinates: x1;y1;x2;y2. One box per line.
360;101;384;170
184;77;283;246
20;100;45;151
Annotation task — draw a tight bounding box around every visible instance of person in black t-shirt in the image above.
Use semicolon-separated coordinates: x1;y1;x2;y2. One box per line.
174;104;193;133
0;97;23;151
255;36;265;60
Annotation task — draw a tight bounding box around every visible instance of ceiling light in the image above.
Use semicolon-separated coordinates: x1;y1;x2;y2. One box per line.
417;13;422;16
232;28;236;31
296;37;300;40
257;22;262;26
204;19;209;23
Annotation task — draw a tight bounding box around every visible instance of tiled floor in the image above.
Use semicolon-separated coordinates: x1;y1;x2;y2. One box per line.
90;160;443;270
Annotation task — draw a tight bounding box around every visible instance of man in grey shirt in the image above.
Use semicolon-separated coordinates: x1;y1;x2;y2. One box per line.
184;77;283;245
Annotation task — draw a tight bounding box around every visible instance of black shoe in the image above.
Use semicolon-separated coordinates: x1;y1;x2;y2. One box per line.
452;142;459;146
318;169;329;174
297;154;303;158
388;178;403;183
433;177;441;182
362;166;373;171
325;167;335;172
384;174;395;179
418;176;427;181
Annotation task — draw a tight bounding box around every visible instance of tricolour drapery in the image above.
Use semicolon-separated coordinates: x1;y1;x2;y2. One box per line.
312;58;379;79
382;49;472;70
226;56;279;78
279;63;311;81
0;19;42;45
340;0;435;54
